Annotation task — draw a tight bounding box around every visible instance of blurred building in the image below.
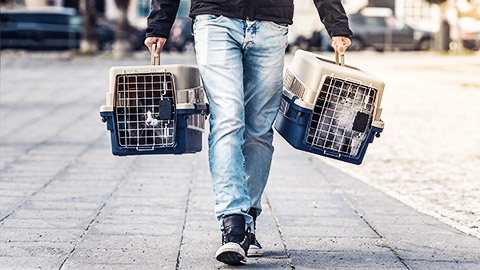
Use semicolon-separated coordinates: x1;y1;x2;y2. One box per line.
394;0;439;31
291;0;450;39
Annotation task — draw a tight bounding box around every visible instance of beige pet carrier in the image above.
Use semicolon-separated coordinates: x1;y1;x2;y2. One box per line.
275;50;385;164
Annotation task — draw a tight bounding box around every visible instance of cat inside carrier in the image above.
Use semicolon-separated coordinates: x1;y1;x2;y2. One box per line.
274;50;385;164
100;46;208;156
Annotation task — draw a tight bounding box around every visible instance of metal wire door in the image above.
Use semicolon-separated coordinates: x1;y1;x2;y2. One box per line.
306;76;377;157
115;72;176;148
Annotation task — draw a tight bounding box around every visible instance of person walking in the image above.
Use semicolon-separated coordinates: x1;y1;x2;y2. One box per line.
145;0;352;265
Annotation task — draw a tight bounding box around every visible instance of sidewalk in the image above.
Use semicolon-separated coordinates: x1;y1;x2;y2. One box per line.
1;52;479;269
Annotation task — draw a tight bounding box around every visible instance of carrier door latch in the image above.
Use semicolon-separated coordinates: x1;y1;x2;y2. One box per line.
352;112;369;132
158;99;173;120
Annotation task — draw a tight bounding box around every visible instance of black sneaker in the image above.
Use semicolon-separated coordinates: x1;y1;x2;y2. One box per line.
247;208;264;257
215;214;251;265
247;232;264;257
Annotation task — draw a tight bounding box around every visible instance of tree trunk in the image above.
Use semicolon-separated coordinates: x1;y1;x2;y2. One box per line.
79;0;98;53
435;2;451;52
113;0;132;58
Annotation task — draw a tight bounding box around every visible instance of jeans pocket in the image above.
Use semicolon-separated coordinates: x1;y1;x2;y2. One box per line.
194;14;224;24
265;21;289;31
193;15;224;34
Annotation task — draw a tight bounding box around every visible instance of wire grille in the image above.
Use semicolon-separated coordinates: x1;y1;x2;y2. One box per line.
115;72;176;148
306;76;377;157
284;68;307;99
187;114;206;132
278;97;290;116
177;86;206;105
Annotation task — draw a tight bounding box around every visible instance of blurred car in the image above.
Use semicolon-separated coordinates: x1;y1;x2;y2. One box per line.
0;8;143;51
96;17;146;51
164;17;194;52
0;8;113;50
344;8;433;51
458;17;480;51
310;8;433;52
288;31;325;52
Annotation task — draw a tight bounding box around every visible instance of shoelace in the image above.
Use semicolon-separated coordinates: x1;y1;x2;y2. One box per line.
223;230;247;244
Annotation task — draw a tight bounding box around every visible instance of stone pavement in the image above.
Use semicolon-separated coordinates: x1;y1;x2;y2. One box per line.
0;51;479;270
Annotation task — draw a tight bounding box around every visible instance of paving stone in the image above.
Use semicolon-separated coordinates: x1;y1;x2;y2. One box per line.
0;196;27;216
62;247;177;266
402;259;480;270
0;227;82;243
278;224;379;239
0;256;67;270
21;200;102;211
88;221;182;237
286;236;384;251
0;218;91;230
289;250;405;270
9;209;102;220
0;241;74;258
61;263;168;270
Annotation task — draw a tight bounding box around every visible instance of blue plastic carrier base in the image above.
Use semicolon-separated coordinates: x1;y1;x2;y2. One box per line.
100;107;206;156
274;94;382;165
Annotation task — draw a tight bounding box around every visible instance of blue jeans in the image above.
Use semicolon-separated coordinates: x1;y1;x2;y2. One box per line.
193;15;288;232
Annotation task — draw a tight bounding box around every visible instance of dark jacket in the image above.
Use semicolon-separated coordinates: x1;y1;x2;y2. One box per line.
146;0;352;39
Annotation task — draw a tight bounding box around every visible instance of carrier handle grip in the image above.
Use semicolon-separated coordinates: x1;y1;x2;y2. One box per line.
136;146;155;151
335;51;345;66
151;43;160;65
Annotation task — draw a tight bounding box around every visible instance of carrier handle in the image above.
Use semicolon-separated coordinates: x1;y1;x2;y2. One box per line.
335;52;345;66
136;146;155;151
151;43;160;65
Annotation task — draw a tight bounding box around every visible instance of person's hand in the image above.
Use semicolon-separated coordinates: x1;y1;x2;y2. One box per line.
144;37;167;57
331;36;351;55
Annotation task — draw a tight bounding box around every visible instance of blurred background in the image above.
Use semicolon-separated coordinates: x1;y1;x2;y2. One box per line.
1;0;480;55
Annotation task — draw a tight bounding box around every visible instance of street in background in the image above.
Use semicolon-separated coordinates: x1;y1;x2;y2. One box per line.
0;7;145;51
291;8;434;52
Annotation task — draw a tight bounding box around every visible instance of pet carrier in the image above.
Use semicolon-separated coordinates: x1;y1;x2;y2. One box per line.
274;50;385;164
100;46;208;156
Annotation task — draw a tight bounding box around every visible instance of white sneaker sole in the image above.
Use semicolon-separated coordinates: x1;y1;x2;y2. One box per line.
247;244;264;257
215;242;246;265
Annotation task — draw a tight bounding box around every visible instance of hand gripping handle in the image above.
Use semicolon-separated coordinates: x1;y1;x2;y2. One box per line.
335;51;345;66
151;43;160;65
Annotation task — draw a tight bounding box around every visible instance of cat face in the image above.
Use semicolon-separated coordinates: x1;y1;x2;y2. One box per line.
145;110;160;127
